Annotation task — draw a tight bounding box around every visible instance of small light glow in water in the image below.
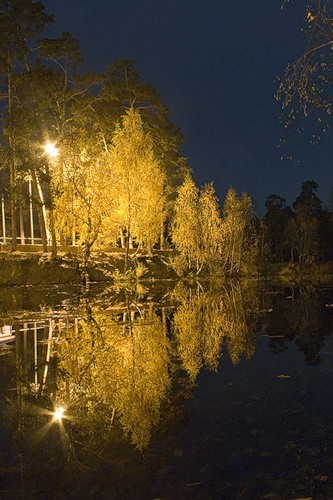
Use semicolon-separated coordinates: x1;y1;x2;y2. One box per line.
54;406;65;421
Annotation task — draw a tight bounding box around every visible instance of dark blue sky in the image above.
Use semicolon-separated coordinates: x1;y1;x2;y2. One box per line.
43;0;333;214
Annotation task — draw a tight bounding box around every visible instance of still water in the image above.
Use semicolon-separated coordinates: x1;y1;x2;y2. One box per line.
1;279;333;499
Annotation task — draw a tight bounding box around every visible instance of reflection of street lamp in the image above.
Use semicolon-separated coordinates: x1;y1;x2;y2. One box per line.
1;194;6;244
54;406;65;421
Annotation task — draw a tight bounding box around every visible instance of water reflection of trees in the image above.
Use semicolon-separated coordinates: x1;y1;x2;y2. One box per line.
54;299;171;452
1;280;263;471
3;281;333;497
54;281;262;452
264;284;333;365
5;280;333;467
172;280;260;380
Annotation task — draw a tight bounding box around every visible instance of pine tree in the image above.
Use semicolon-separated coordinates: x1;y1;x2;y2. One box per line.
0;0;53;249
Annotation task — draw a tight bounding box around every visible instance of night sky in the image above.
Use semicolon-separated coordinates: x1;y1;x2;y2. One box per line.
43;0;333;214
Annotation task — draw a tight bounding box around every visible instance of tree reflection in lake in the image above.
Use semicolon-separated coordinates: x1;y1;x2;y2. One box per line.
1;280;333;498
264;283;333;365
172;280;260;380
55;297;171;451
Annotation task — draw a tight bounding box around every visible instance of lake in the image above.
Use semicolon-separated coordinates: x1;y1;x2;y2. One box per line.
1;279;333;499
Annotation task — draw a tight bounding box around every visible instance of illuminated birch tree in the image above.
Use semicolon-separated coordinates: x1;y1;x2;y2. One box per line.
101;60;188;247
36;33;101;255
172;178;225;274
198;182;223;270
221;188;257;274
53;129;112;275
109;107;166;256
171;174;200;270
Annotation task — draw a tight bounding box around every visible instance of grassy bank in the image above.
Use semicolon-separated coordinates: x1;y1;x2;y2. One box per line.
2;250;333;286
0;251;178;286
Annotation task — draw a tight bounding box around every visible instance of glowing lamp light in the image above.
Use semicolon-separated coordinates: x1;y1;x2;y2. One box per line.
43;142;59;158
54;406;65;421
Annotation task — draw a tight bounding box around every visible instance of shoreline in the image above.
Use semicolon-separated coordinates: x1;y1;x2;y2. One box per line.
0;251;178;286
1;252;333;287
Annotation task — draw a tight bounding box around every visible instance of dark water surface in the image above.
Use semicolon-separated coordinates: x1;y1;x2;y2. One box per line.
1;280;333;499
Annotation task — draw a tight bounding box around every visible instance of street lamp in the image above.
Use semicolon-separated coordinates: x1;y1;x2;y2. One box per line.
41;141;59;253
43;142;59;159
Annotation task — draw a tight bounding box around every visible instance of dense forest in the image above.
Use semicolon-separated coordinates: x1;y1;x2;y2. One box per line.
1;0;333;276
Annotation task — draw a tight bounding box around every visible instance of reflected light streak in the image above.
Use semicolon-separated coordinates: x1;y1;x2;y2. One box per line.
26;405;62;447
30;419;55;447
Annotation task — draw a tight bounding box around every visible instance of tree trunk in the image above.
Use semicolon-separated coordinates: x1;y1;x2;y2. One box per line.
160;217;165;250
19;204;25;244
7;45;17;251
49;209;57;256
120;227;125;248
44;163;57;256
128;233;133;249
9;159;17;251
32;172;47;251
124;225;130;273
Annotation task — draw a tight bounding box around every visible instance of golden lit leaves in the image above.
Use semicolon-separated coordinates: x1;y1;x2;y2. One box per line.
173;285;225;380
221;188;257;274
198;183;223;266
52;130;113;248
307;10;315;22
113;316;170;450
172;180;256;276
108;108;167;250
20;279;262;455
173;282;259;380
277;3;333;135
55;306;171;451
172;174;200;270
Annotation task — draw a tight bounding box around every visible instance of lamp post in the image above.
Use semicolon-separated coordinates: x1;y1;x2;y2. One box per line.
1;194;6;244
42;141;59;255
28;176;34;244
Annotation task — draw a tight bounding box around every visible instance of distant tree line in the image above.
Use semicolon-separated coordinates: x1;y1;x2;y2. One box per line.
262;180;333;265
